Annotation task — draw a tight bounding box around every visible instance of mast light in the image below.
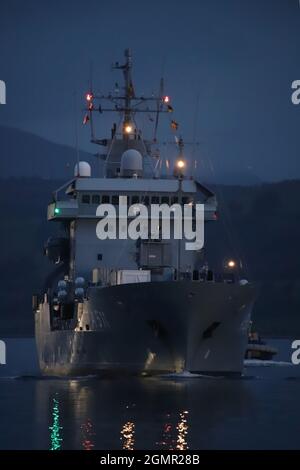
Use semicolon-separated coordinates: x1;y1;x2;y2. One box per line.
227;260;236;269
176;159;185;169
86;93;93;102
124;123;133;134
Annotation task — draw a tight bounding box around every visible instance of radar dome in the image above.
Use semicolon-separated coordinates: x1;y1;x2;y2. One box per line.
120;149;143;177
74;161;91;177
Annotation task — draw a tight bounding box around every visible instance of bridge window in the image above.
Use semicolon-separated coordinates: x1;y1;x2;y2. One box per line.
182;196;193;205
112;195;119;205
171;196;179;204
151;196;159;204
142;196;150;206
82;194;90;204
92;194;100;204
161;196;169;204
102;195;110;203
131;195;140;204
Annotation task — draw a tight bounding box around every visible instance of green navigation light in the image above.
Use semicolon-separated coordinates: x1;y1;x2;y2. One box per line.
54;207;61;215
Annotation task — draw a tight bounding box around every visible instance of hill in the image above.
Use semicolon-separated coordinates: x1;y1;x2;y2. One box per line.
0;126;94;179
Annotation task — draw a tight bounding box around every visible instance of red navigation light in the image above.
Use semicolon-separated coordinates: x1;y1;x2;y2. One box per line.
86;93;93;102
163;95;170;103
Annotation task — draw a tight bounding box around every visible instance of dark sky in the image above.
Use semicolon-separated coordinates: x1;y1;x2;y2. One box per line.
0;0;300;181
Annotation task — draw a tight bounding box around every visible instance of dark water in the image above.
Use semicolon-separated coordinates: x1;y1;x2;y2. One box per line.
0;339;300;450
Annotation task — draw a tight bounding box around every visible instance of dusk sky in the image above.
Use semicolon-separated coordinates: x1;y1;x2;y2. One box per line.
0;0;300;181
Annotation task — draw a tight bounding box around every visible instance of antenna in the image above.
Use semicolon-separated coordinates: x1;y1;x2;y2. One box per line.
153;77;164;142
89;60;95;142
191;93;200;178
112;48;134;134
73;91;80;173
89;60;94;92
84;49;171;146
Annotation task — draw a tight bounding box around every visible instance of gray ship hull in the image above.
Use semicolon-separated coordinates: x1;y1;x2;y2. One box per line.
35;281;256;376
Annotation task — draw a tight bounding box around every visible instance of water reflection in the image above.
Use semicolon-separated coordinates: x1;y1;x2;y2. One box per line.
35;376;255;450
120;421;135;450
49;396;63;450
176;410;189;450
157;410;189;450
158;413;175;449
81;419;95;450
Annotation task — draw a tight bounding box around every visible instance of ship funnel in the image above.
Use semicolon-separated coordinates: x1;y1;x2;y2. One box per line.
120;149;143;178
74;161;91;177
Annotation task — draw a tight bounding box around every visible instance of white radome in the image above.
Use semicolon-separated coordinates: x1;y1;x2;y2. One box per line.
74;161;91;177
120;149;143;176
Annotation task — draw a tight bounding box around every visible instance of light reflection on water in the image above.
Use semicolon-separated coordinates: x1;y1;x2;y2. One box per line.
120;421;135;450
48;392;189;451
81;419;95;450
176;410;189;450
39;375;248;450
49;396;63;450
1;357;300;450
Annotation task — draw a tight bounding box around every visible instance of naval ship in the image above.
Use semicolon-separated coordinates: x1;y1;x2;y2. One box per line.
33;49;256;376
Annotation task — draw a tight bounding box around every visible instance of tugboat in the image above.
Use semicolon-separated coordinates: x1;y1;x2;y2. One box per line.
33;49;257;376
245;330;278;361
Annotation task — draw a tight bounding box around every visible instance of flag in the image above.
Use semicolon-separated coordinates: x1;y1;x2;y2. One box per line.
83;114;90;125
171;120;179;130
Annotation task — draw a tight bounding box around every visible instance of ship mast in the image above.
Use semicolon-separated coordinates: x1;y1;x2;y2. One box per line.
84;49;171;147
112;48;133;135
